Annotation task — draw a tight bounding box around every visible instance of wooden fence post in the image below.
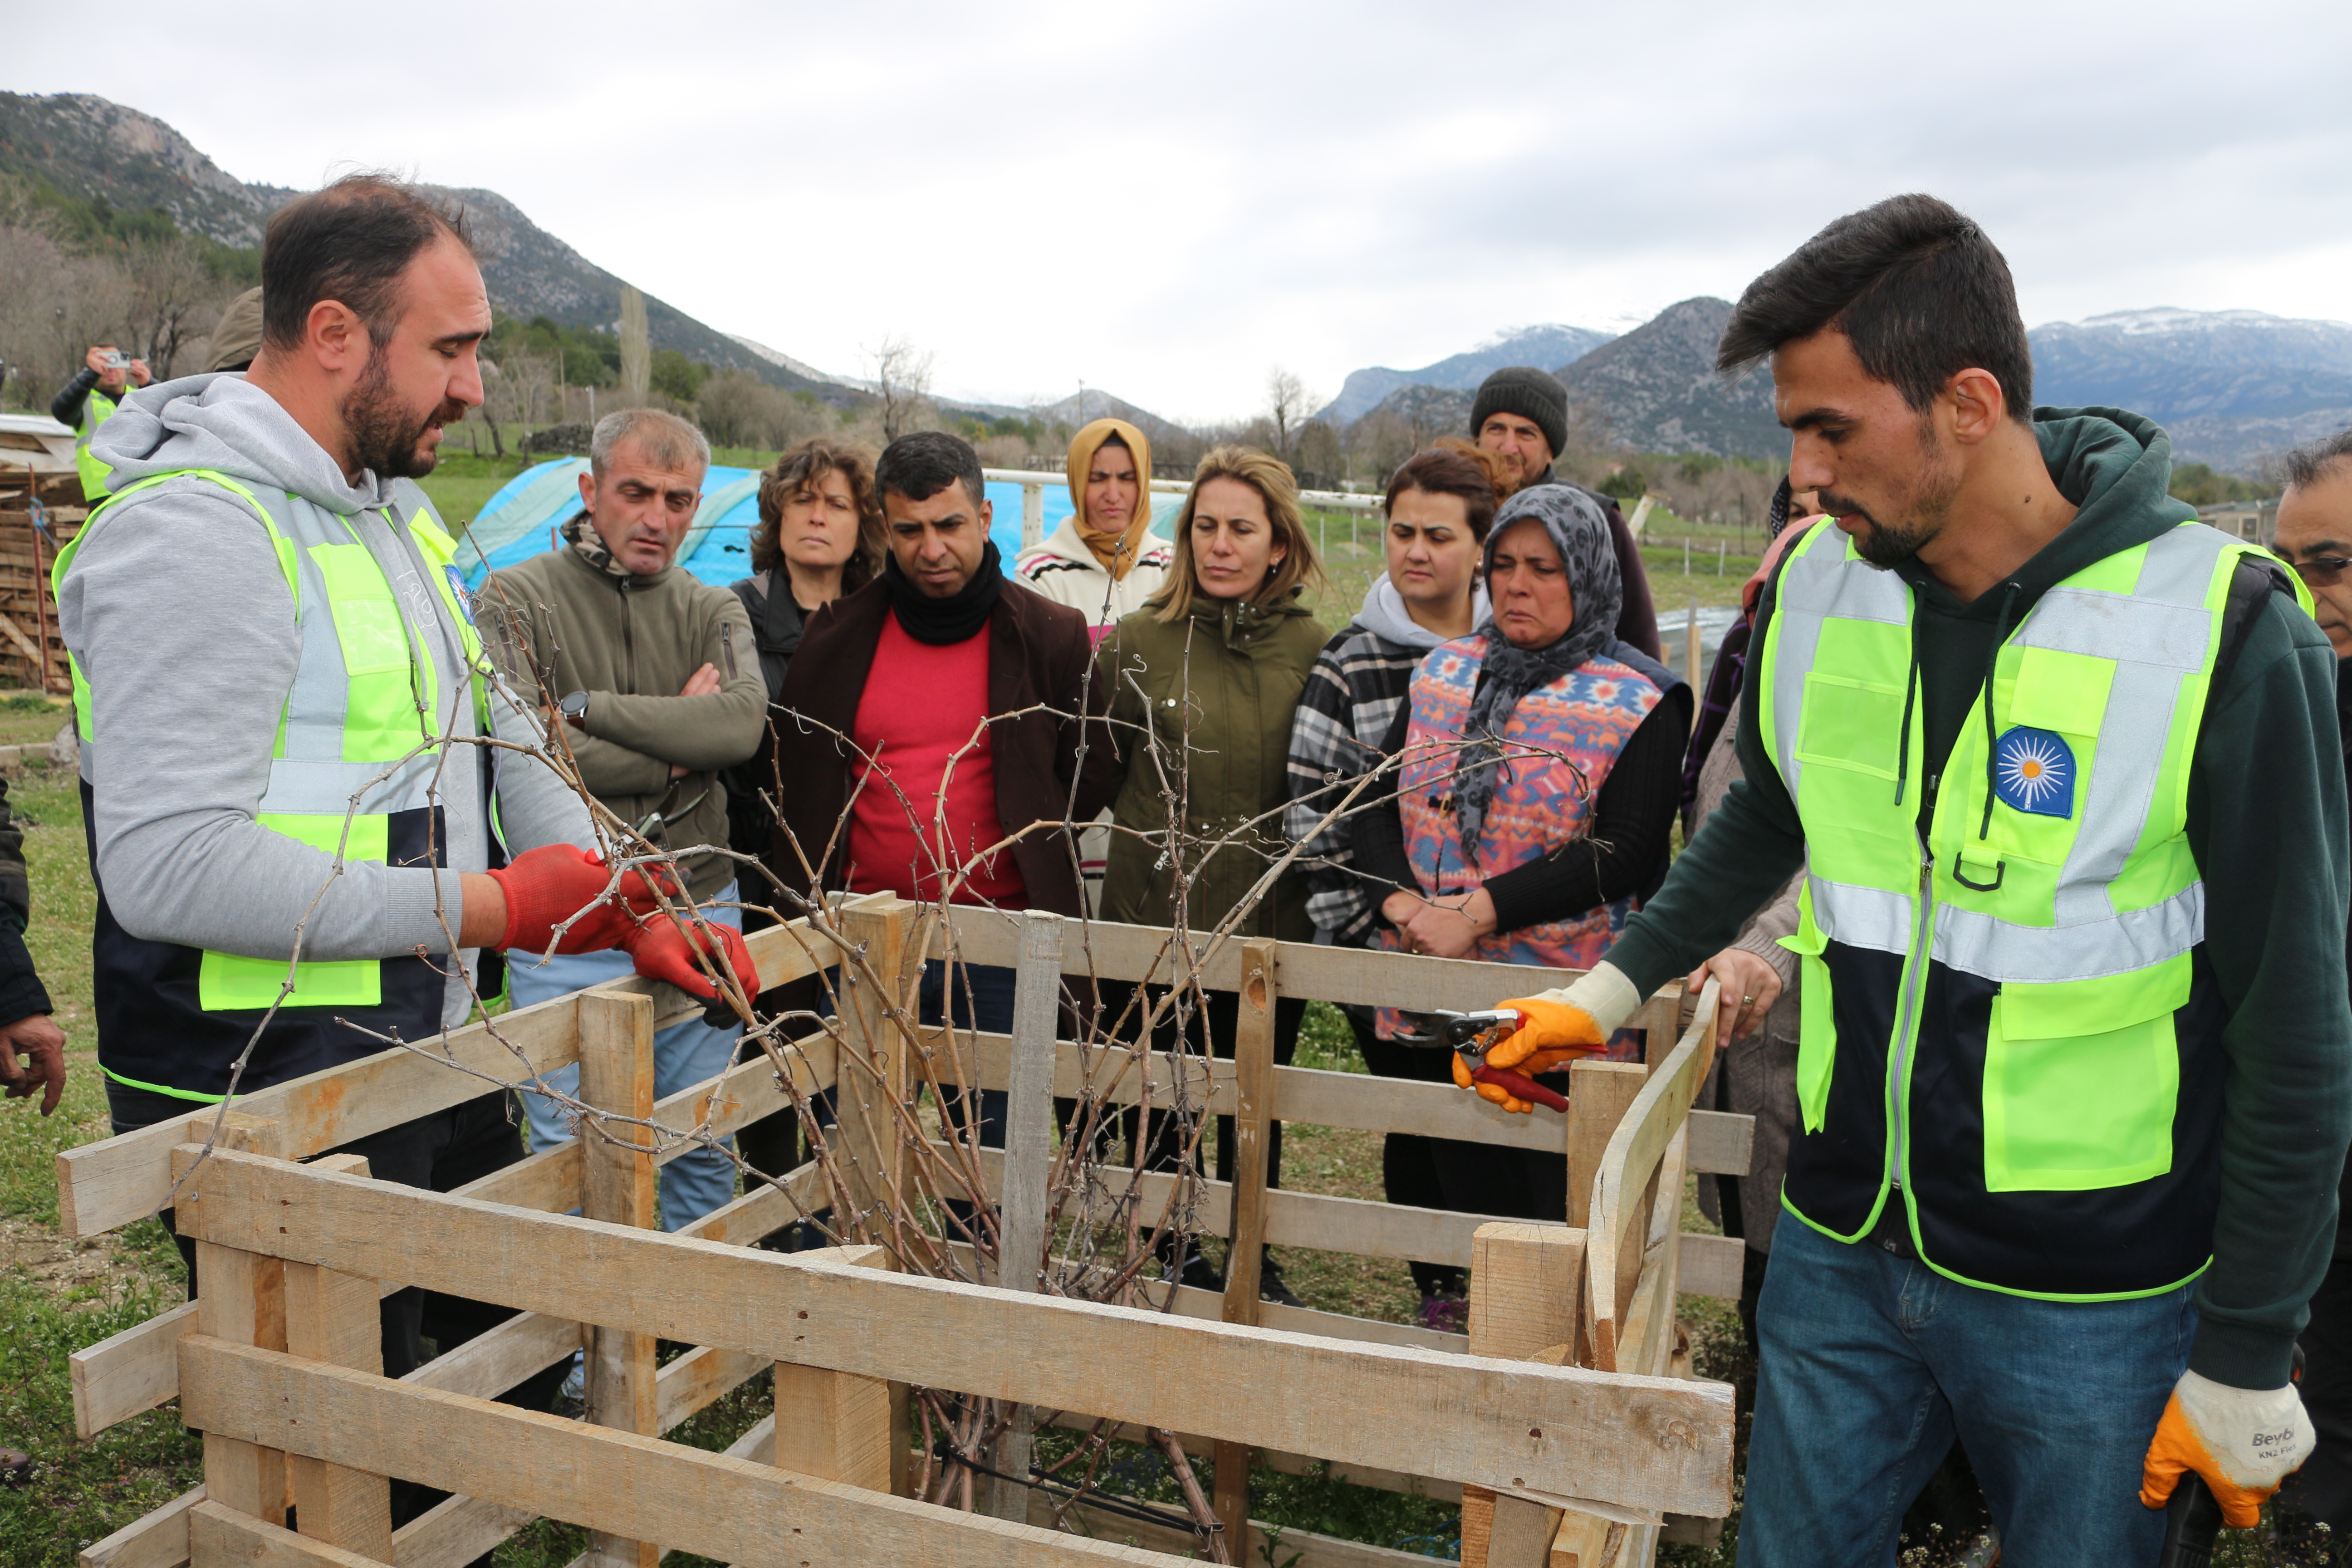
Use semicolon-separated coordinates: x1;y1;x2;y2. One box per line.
190;1113;289;1529
1566;1061;1647;1237
578;989;660;1568
773;1245;895;1494
1458;1222;1587;1568
835;897;913;1246
284;1152;393;1561
989;908;1062;1521
833;894;914;1494
1211;937;1280;1558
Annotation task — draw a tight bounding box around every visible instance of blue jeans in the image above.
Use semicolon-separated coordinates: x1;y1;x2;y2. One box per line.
1741;1211;2195;1567
512;889;743;1233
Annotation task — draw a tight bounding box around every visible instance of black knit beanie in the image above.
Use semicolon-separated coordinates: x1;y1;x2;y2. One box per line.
1469;366;1569;462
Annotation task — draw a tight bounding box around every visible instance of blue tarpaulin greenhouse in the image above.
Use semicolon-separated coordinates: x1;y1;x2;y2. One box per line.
452;458;1181;588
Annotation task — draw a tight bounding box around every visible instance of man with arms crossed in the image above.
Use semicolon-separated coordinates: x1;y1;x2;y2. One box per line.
1479;195;2348;1563
482;407;766;1232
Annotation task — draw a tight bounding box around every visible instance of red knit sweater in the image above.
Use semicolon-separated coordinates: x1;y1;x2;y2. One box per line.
845;612;1026;906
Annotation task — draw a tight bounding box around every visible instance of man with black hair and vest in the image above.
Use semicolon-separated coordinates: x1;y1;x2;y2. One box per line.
1472;195;2348;1563
56;175;755;1498
1469;365;1662;659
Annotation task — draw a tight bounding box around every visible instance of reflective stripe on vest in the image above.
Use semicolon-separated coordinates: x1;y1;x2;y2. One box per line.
74;389;119;499
1756;517;2276;1298
57;469;491;1046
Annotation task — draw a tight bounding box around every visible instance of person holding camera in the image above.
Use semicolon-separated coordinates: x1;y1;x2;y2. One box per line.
51;343;152;499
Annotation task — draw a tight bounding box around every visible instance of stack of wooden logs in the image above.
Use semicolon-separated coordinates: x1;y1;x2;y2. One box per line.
0;464;82;696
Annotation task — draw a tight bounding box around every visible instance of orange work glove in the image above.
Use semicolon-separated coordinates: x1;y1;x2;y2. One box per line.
1486;963;1641;1069
486;844;678;955
1488;999;1607;1070
619;914;761;1005
2139;1370;2313;1529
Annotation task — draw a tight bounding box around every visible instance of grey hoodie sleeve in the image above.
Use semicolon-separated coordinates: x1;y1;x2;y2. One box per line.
486;681;599;856
60;485;474;958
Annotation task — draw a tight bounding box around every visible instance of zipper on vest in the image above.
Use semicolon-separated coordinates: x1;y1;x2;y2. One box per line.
1886;840;1937;1211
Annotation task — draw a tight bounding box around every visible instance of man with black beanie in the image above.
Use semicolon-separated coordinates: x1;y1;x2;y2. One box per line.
1470;365;1662;658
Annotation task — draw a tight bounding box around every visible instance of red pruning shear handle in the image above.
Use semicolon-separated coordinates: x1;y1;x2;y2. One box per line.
1470;1063;1569;1113
1395;1009;1569;1113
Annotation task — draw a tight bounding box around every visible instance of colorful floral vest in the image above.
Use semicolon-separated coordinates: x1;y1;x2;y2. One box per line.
1373;636;1663;1056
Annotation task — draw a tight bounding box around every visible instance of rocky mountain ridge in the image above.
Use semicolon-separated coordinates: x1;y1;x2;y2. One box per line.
1318;323;1616;424
0;92;838;396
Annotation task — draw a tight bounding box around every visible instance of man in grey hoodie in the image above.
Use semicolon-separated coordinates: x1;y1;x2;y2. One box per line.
57;176;740;1463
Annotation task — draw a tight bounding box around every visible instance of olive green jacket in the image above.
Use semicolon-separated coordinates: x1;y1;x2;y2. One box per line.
481;535;765;902
1091;592;1329;941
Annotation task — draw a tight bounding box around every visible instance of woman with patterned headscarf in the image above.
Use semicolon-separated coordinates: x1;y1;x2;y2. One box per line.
1351;485;1691;1213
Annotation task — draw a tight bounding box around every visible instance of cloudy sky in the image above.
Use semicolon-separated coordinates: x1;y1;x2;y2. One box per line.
9;0;2350;420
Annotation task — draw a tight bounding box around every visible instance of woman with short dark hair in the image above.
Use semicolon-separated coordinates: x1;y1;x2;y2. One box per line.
724;439;884;861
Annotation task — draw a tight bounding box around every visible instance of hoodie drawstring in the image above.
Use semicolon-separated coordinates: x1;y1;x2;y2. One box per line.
1952;580;2021;892
1892;598;1922;807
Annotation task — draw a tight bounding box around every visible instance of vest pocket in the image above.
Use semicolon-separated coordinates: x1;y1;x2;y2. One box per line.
198;951;383;1010
193;811;392;1012
1981;953;2190;1192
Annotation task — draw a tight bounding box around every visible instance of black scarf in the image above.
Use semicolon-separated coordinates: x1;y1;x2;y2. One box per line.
883;539;1004;645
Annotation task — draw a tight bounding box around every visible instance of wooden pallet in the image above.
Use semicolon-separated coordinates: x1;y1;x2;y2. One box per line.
62;902;1743;1568
0;502;80;695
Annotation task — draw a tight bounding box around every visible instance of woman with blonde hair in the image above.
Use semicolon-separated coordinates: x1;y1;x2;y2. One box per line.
1085;445;1328;1300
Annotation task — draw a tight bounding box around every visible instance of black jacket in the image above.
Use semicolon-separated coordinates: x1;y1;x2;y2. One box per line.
0;776;49;1026
722;572;807;867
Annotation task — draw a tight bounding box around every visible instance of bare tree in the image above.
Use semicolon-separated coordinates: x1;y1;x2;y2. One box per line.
478;349;557;456
619;286;651;397
1265;367;1316;462
868;335;935;443
696;370;832;451
123;238;233;380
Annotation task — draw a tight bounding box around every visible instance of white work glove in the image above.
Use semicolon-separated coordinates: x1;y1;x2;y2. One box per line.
2139;1369;2313;1528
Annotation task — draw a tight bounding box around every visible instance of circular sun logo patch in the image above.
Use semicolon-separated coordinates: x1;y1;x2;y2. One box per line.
1993;725;2075;818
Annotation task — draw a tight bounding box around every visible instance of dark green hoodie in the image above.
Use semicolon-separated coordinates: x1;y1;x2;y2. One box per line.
1609;408;2351;1390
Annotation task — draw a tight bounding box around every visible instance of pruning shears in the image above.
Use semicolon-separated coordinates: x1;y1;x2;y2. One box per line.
1395;1009;1569;1113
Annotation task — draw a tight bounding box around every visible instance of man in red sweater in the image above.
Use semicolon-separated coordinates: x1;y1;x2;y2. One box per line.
774;432;1108;1205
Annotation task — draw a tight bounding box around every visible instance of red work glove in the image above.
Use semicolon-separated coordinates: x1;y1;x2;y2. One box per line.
485;844;677;954
619;914;760;1004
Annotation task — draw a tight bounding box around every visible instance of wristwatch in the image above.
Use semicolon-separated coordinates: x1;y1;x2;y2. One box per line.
557;690;591;729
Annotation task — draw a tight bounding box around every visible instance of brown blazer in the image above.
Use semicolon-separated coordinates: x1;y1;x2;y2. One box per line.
769;575;1111;918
